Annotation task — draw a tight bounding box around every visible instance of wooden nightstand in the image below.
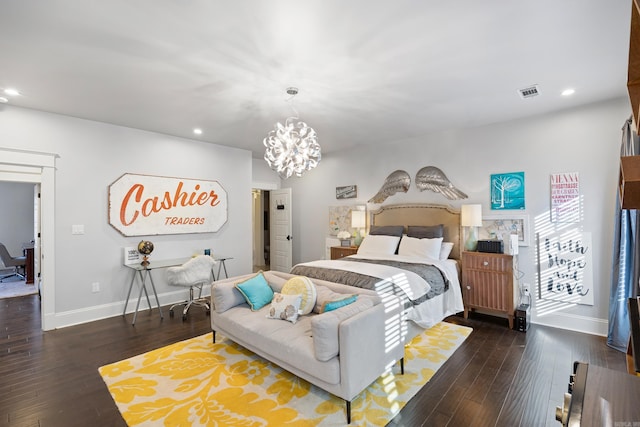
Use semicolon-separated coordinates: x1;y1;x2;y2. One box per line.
331;246;358;260
461;251;518;329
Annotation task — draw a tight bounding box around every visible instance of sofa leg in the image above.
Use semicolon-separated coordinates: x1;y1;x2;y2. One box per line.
212;330;216;343
400;357;404;375
346;399;351;424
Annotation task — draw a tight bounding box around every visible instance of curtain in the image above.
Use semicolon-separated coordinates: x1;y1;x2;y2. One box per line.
607;116;640;352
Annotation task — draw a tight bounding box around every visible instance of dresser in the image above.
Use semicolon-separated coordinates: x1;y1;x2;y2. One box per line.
330;246;358;260
555;361;640;426
461;251;518;328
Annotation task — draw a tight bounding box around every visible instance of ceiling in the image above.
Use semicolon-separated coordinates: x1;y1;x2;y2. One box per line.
0;1;633;158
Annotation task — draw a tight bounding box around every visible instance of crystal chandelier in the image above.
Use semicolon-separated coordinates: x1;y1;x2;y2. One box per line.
263;87;321;179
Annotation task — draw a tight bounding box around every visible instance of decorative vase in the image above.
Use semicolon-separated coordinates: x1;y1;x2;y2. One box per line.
464;227;478;251
354;230;363;246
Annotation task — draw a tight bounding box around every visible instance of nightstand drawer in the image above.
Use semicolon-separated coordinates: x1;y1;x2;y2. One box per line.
331;246;358;260
462;252;512;273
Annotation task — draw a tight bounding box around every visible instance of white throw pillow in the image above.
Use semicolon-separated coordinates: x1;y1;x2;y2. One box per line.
356;235;401;256
266;293;302;323
398;235;443;259
440;242;454;260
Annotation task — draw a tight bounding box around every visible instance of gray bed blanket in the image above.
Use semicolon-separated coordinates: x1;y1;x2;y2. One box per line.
290;257;449;306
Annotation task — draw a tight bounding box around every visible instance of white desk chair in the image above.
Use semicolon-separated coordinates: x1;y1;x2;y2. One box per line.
166;255;216;321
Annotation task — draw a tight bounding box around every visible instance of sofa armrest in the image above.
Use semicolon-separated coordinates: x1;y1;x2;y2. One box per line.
311;297;375;361
210;274;254;313
338;294;406;401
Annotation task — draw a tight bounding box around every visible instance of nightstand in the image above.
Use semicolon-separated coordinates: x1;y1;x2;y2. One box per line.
461;251;518;329
331;246;358;260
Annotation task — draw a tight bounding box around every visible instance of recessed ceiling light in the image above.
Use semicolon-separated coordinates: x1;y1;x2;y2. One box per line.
193;128;203;135
0;97;8;103
4;88;21;97
561;88;575;96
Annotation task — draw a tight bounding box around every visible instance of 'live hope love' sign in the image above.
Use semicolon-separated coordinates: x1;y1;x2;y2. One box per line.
537;230;593;306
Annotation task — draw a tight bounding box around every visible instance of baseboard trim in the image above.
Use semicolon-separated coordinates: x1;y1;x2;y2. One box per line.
51;289;211;329
532;311;608;337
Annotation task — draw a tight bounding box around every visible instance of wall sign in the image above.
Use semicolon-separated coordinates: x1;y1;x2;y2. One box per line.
108;173;228;236
550;172;580;223
537;230;593;306
336;185;357;199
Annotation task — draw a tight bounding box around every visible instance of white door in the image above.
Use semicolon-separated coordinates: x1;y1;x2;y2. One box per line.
270;188;292;272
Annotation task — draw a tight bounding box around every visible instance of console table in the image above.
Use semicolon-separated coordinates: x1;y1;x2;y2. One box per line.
123;258;184;325
123;254;233;325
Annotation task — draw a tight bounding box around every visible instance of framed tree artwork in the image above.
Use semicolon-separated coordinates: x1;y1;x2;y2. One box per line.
491;172;525;210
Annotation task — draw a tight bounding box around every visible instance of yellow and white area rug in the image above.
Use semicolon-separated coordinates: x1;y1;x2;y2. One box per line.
99;322;471;426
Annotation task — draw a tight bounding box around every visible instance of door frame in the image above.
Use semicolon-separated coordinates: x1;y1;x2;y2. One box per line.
0;147;57;331
251;181;278;271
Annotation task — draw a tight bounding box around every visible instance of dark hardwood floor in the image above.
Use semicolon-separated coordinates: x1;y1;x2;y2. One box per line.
0;294;627;427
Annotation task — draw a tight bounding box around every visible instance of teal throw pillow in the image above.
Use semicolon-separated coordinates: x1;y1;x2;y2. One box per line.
322;295;358;313
235;272;274;311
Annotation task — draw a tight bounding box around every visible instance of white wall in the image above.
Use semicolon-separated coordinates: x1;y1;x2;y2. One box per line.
283;97;631;336
252;158;280;189
1;97;630;335
0;182;34;261
0;105;253;328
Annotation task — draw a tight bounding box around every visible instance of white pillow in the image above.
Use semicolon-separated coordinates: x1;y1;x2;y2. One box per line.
266;293;302;323
356;235;401;256
440;242;454;260
398;235;443;259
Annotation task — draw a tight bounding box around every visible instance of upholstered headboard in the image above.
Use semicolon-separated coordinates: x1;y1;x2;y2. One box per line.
369;203;462;260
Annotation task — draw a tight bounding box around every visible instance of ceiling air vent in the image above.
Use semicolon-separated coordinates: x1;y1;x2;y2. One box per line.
518;85;540;99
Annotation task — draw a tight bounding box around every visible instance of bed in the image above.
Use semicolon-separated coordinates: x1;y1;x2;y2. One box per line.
290;203;465;340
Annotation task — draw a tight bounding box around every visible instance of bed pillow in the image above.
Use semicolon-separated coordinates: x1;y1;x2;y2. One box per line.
407;224;444;239
398;235;443;259
266;293;302;323
234;271;274;311
440;242;454;260
356;234;401;256
281;275;317;315
368;225;405;237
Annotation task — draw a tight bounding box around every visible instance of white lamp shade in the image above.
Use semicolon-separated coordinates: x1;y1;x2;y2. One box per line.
461;204;483;227
351;210;366;229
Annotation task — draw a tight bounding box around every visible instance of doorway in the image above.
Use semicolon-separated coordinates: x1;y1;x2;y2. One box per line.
0;181;38;299
251;187;292;273
0;147;56;331
252;189;270;272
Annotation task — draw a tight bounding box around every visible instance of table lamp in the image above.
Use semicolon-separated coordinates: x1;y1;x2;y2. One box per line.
351;210;366;246
461;204;482;251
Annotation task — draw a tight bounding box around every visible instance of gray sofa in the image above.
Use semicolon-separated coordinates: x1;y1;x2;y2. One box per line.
210;270;406;423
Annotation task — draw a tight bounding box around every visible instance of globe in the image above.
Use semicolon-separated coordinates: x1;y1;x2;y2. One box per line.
137;240;154;266
137;240;154;255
